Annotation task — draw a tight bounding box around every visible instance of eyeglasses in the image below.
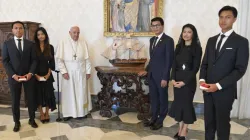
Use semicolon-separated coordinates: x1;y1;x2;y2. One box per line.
150;24;162;28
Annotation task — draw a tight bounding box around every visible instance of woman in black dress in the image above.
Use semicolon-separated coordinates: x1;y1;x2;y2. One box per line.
34;27;56;123
169;24;202;140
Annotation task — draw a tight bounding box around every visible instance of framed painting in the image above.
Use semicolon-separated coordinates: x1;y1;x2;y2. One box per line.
104;0;164;37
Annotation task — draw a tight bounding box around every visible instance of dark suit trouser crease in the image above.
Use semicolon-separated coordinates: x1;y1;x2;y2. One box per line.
9;78;36;123
204;92;234;140
149;75;168;124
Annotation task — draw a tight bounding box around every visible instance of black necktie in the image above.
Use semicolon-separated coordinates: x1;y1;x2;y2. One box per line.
215;34;225;58
152;37;158;49
17;39;22;55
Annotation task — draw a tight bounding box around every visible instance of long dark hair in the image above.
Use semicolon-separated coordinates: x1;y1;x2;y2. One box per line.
34;27;51;57
176;24;201;55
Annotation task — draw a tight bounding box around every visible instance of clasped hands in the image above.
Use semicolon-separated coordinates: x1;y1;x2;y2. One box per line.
172;80;185;88
13;73;32;82
35;74;50;81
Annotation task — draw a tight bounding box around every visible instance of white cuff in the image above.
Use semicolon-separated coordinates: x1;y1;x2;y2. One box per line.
216;83;222;90
199;79;205;82
85;59;91;74
60;69;68;75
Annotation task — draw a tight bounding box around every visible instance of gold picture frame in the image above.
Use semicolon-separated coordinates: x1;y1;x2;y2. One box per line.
104;0;164;37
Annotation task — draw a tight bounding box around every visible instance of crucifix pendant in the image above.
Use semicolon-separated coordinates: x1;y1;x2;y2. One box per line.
182;64;186;70
73;54;77;60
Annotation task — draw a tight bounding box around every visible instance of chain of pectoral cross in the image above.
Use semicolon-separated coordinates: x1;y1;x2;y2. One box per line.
72;45;77;60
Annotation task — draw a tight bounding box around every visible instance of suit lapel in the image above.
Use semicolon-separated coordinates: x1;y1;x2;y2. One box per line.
152;34;165;55
150;37;155;52
11;38;18;51
150;36;158;56
23;39;28;55
11;38;22;58
211;34;220;63
215;32;236;62
154;33;165;48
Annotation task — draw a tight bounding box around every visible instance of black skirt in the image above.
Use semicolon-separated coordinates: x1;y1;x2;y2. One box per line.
36;80;57;111
169;71;197;124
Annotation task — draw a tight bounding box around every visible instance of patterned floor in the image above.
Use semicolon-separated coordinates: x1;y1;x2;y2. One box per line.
0;104;249;140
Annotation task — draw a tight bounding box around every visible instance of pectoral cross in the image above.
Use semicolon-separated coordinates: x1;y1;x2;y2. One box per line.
73;54;77;60
182;64;186;70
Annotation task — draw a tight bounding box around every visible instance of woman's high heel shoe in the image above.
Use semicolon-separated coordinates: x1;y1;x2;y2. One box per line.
45;113;50;123
40;115;45;124
45;118;50;122
177;129;188;140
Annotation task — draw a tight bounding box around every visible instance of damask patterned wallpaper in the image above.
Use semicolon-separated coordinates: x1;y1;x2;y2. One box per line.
0;0;239;102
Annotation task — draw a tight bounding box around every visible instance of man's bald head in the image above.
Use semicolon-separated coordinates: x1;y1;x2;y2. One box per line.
69;26;80;41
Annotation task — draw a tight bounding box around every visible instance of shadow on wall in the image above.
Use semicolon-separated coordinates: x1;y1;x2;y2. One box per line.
85;35;110;95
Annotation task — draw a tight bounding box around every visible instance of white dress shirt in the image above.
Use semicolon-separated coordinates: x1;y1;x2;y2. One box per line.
216;29;234;51
14;36;24;51
152;32;163;49
155;32;163;45
200;29;234;90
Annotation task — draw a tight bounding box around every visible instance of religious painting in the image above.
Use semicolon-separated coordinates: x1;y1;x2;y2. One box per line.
104;0;164;37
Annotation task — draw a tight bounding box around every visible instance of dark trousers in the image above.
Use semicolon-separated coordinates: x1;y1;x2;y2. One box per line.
203;92;234;140
9;77;36;123
148;76;168;124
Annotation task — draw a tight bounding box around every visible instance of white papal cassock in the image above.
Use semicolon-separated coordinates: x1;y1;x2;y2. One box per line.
55;35;92;118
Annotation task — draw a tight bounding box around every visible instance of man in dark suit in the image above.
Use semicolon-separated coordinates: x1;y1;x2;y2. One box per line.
199;6;249;140
139;17;174;130
2;21;38;132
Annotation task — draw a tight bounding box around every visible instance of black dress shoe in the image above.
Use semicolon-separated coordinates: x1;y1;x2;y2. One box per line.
174;132;179;139
150;123;163;130
178;136;186;140
63;117;72;121
28;120;38;128
13;122;21;132
143;120;155;127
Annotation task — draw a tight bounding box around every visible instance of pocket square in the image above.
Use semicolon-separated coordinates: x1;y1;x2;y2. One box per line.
226;48;233;49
